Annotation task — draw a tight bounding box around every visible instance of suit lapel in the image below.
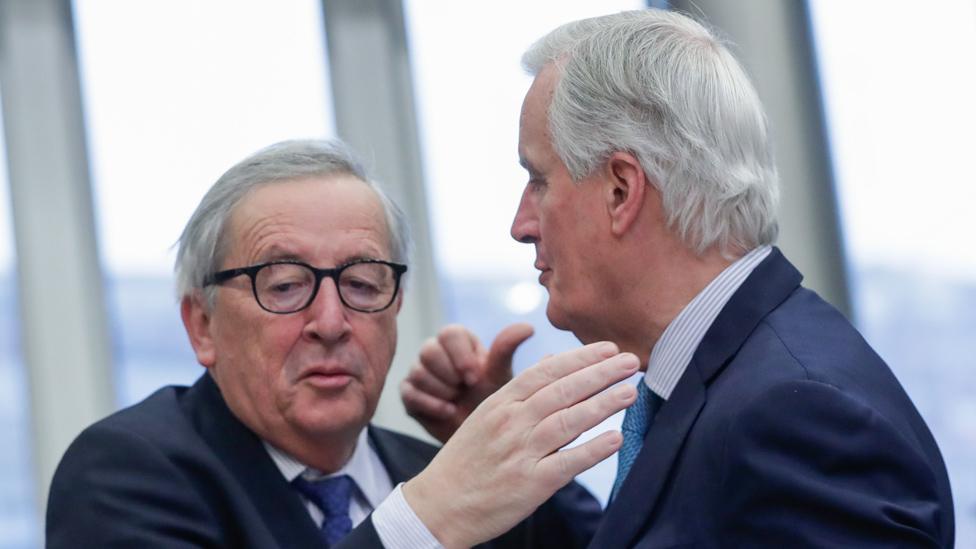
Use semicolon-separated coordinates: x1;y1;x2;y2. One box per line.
186;374;325;549
367;425;436;484
692;248;802;385
588;248;803;548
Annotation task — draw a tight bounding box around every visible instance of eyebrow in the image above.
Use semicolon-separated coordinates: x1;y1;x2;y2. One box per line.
254;245;302;264
253;250;388;267
339;254;388;265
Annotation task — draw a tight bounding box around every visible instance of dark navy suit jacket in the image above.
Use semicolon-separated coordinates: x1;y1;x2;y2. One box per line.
589;248;954;548
47;373;601;548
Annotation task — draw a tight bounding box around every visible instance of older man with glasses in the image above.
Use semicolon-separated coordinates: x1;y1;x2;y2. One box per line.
46;139;637;548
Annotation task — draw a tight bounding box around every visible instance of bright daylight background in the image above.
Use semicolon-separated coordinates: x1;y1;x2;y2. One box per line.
810;1;976;544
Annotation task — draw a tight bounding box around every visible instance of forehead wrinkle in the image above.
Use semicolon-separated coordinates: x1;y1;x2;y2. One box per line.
228;193;393;268
232;211;299;264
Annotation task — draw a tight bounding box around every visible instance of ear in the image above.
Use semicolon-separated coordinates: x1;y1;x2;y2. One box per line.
181;292;217;368
604;151;648;237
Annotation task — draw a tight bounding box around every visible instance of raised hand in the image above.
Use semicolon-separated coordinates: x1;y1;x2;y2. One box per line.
401;323;534;442
402;341;638;548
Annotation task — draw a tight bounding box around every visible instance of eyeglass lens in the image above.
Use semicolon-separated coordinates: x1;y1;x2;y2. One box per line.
254;262;397;313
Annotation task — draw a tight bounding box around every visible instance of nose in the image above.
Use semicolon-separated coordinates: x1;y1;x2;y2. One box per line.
303;279;351;344
510;185;540;244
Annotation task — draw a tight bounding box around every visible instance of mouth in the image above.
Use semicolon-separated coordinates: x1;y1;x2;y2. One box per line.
299;367;355;389
535;261;551;285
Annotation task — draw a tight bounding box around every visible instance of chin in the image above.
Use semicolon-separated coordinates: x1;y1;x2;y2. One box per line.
547;301;603;345
291;394;370;436
545;301;573;333
298;411;368;440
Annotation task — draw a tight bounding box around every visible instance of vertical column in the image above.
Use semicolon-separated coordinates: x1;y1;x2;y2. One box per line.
321;0;442;439
669;0;851;314
0;0;115;518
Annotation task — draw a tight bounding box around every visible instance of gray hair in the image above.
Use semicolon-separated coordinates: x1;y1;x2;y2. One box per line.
522;9;779;254
175;139;412;304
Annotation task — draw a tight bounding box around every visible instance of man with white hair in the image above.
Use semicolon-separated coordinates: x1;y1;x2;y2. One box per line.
47;139;636;548
403;9;955;547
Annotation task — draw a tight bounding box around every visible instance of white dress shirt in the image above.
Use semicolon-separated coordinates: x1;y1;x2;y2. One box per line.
264;429;443;548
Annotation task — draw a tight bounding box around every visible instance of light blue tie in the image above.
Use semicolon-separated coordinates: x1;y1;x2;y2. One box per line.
611;382;662;502
292;474;355;547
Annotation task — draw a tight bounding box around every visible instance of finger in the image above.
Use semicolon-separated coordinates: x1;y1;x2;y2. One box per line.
503;341;621;401
482;323;534;385
406;365;461;401
401;379;458;419
526;353;638;421
535;431;624;492
519;350;638;421
438;325;483;385
530;382;636;454
419;336;462;387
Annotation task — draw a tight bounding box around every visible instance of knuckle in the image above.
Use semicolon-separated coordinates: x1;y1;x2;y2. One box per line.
405;364;423;382
486;402;517;432
400;378;414;395
438;324;466;341
557;409;574;439
552;452;572;484
536;358;560;385
555;379;574;407
419;338;441;362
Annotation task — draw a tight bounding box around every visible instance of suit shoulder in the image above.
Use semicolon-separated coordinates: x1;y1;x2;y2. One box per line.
81;384;195;445
47;386;223;547
369;425;439;458
759;288;883;374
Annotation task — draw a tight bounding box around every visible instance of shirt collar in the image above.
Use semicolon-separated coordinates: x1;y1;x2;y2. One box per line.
263;428;388;510
643;245;772;400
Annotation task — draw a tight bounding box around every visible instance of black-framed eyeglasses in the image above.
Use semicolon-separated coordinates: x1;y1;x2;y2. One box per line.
204;259;408;314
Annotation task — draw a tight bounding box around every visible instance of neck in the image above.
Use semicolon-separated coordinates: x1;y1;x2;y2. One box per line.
273;427;361;474
607;245;740;369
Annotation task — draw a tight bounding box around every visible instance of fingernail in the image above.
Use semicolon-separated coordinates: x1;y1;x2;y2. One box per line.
618;353;638;371
613;384;635;401
598;341;618;355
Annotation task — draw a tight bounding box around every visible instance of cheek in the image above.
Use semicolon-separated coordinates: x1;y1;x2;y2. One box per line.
218;315;300;390
357;316;398;393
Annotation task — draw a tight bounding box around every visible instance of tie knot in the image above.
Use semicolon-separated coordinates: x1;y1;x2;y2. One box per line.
620;382;658;438
292;474;355;519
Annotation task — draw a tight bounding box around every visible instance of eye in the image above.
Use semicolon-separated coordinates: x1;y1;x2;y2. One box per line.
256;264;313;296
269;280;304;294
341;276;382;297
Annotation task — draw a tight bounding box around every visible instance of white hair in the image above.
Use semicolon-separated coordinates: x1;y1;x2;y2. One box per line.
522;9;779;254
174;139;412;305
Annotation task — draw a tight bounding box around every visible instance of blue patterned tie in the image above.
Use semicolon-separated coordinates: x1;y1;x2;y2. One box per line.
292;474;355;547
611;382;662;502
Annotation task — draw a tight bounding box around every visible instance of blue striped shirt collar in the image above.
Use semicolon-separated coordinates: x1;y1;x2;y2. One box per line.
644;245;772;400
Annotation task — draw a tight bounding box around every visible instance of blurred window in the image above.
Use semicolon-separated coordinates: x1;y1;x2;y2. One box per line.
72;0;335;404
0;91;37;548
810;1;976;544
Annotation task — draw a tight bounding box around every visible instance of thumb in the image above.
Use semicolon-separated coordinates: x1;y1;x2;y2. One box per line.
484;323;534;382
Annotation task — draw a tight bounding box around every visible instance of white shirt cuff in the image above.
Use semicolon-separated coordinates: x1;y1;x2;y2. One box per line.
372;483;444;549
